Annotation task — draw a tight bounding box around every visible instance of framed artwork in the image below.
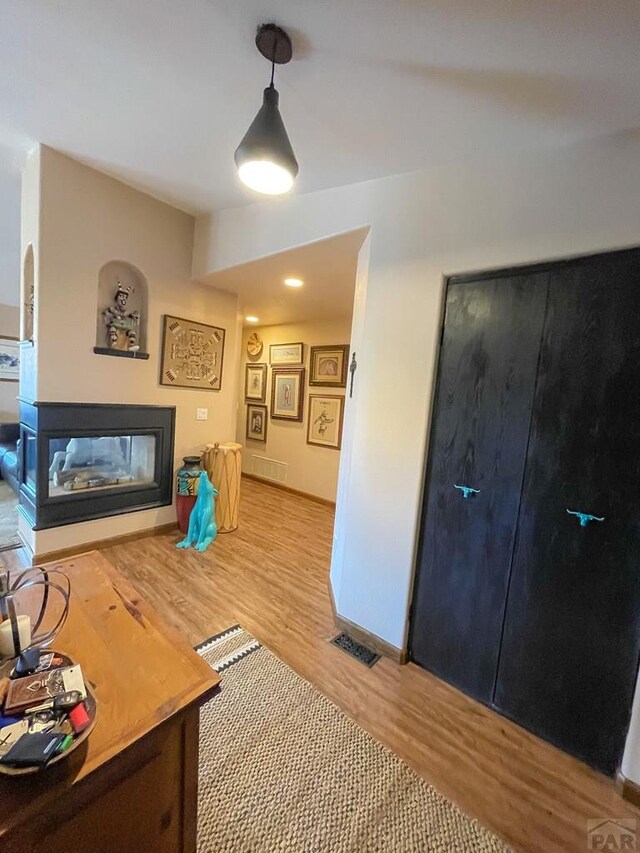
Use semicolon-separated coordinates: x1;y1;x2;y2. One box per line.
0;336;19;383
307;395;345;450
245;363;267;402
271;368;305;421
246;404;268;442
160;315;225;390
309;345;349;387
270;342;304;366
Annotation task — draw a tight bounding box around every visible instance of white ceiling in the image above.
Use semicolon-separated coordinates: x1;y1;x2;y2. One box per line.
205;228;366;327
1;1;640;305
2;0;640;217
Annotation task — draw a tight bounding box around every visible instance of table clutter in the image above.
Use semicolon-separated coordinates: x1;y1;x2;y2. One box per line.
0;650;96;774
0;564;89;774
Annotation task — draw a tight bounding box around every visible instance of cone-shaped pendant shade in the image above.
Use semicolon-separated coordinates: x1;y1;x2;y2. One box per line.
234;86;298;195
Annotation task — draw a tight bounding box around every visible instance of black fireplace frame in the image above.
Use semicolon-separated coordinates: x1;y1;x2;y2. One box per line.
19;402;176;530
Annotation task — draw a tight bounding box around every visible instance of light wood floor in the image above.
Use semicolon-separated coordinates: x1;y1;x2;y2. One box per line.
3;477;639;852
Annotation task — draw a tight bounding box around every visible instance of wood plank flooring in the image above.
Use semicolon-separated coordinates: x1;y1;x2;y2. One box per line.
3;477;638;852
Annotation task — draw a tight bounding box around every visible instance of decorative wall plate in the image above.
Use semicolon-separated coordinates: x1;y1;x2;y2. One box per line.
247;333;263;357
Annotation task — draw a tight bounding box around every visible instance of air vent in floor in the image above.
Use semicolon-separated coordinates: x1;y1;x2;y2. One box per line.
330;632;381;668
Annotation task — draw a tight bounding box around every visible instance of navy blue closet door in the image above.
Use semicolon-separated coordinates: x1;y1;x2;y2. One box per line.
410;273;548;702
494;248;640;775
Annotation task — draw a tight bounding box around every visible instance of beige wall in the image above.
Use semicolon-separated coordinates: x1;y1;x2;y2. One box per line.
0;158;21;310
194;138;640;653
22;146;240;554
237;317;352;502
194;137;640;779
20;146;40;404
0;303;19;419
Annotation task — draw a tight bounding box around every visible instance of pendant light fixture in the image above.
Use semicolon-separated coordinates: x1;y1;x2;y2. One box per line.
234;24;298;195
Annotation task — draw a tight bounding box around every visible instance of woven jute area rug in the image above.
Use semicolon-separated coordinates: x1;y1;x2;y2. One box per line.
196;626;510;853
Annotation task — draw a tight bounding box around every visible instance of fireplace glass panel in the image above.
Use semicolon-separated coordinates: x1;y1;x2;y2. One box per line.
47;434;157;498
24;433;37;493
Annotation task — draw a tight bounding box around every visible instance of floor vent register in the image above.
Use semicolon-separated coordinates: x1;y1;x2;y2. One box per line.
330;632;381;668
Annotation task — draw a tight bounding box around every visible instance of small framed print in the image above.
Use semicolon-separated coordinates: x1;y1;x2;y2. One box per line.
245;363;267;402
271;367;305;421
246;404;268;442
0;336;19;383
270;342;304;366
307;395;344;450
309;345;349;387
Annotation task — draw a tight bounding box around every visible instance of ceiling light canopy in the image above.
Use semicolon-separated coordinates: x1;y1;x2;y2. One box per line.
245;315;260;323
234;24;298;196
284;277;304;287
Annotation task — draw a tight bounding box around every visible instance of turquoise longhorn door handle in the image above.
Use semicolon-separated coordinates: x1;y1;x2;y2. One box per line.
454;484;480;499
566;509;605;527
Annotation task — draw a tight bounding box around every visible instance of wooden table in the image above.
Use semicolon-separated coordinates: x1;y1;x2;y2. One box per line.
0;551;220;852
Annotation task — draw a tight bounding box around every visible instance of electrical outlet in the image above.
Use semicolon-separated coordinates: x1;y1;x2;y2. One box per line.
196;408;208;421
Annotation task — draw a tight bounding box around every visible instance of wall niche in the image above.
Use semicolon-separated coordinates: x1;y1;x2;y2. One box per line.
22;244;34;342
94;261;149;359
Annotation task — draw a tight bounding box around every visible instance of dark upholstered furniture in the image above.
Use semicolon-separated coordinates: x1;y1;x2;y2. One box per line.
0;422;19;495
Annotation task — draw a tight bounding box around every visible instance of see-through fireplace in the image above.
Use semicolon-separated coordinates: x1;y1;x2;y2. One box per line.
18;403;175;529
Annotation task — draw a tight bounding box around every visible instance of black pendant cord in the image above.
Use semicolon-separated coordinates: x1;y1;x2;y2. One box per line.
270;55;275;88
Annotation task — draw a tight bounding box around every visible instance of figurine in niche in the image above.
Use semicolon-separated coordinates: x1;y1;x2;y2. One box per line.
24;288;34;340
176;471;218;552
103;281;140;352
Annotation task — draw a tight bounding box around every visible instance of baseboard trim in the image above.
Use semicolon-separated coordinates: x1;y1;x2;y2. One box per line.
32;521;178;565
242;473;336;508
618;772;640;808
326;577;407;664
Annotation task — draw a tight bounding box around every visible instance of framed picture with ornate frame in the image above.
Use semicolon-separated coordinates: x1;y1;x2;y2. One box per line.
270;367;305;421
307;394;344;450
245;363;267;402
246;404;268;442
309;345;349;388
269;342;304;366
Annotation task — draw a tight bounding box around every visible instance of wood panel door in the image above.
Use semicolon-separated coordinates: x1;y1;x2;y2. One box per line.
494;248;640;775
410;272;548;702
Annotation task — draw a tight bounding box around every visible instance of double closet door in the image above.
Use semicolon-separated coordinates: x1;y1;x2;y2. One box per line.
410;247;640;776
